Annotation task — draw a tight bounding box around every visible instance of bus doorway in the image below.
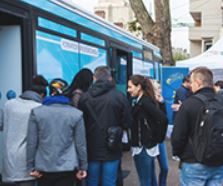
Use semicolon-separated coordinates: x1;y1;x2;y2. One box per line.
0;11;23;107
0;10;23;175
111;48;132;94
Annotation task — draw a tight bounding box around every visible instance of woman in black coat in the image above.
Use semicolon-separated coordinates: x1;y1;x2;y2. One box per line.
127;75;167;186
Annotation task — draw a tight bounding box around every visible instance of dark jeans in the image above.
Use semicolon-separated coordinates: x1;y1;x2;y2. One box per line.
157;143;168;186
134;148;157;186
37;171;75;186
86;160;120;186
15;181;35;186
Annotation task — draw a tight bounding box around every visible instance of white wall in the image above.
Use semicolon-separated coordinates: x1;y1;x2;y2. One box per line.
0;25;22;173
0;26;22;107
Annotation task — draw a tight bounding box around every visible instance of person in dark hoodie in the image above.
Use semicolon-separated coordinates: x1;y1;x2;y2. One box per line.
27;78;87;186
78;66;132;186
0;75;48;186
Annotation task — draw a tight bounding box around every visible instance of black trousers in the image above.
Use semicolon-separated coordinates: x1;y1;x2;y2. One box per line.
37;171;75;186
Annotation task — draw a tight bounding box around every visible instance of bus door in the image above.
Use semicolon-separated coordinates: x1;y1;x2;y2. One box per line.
111;48;132;94
0;2;33;107
0;2;31;174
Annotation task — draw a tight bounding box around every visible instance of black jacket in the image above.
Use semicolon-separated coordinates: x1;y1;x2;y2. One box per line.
171;87;215;163
131;95;167;149
78;80;132;161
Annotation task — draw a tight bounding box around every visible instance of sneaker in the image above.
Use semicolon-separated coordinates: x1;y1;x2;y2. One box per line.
172;156;180;161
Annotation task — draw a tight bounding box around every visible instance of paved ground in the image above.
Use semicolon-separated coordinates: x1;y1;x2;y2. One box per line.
122;138;179;186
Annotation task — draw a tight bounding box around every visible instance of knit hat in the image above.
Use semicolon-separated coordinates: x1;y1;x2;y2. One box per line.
6;90;16;100
49;78;68;95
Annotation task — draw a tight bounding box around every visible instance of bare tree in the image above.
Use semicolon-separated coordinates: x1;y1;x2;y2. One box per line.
129;0;173;65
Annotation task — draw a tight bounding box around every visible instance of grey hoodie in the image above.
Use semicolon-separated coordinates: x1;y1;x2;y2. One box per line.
0;90;42;182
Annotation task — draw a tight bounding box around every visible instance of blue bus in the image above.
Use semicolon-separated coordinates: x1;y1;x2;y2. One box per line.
0;0;162;103
0;0;162;173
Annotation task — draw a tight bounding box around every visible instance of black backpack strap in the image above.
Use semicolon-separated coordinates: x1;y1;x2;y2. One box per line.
193;94;209;104
85;100;103;131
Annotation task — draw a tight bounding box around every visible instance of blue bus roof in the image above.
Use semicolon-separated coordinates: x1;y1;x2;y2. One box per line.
20;0;161;55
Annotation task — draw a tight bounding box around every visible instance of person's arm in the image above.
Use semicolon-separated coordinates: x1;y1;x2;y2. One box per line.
27;110;39;173
0;108;3;131
121;95;132;129
74;115;87;179
171;103;190;157
176;87;187;102
142;98;167;127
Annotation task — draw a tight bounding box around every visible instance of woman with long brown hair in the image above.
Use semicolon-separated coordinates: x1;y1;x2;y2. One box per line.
127;75;167;186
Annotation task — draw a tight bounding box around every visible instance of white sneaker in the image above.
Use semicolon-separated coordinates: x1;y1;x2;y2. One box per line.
172;156;180;161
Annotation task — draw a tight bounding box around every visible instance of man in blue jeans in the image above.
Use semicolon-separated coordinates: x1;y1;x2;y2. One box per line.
171;67;223;186
79;66;132;186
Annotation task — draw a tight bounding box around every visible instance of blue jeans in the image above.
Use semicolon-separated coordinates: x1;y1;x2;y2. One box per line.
86;159;120;186
157;143;168;186
180;162;223;186
134;148;157;186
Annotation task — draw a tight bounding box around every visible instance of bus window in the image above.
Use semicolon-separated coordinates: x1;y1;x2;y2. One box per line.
38;17;77;38
112;49;131;94
80;32;105;47
36;30;79;84
79;43;107;72
133;58;154;77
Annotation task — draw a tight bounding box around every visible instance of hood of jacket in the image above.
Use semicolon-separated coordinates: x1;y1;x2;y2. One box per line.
20;90;42;103
89;80;114;97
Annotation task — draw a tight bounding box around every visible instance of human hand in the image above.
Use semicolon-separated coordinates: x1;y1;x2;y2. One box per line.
30;170;43;178
76;170;87;180
171;102;181;111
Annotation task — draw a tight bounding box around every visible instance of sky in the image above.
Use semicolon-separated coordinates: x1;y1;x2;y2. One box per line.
71;0;192;51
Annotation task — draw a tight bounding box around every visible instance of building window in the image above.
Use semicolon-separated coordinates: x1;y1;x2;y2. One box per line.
114;22;124;28
203;39;213;51
95;10;105;19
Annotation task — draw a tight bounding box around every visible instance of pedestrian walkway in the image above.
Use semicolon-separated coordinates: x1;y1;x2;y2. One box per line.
122;139;179;186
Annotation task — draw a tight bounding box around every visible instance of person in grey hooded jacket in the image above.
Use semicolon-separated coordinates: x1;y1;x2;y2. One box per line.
27;78;87;186
0;75;48;186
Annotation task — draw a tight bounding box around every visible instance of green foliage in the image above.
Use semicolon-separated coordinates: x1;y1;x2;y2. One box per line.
128;19;142;32
173;51;189;64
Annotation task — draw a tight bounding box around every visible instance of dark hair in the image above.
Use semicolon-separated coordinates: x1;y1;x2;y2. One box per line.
215;80;223;89
31;75;48;96
66;68;93;97
182;75;190;83
129;75;157;104
190;67;213;87
94;66;111;81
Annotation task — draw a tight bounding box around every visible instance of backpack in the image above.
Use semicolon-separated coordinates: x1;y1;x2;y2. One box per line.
191;93;223;166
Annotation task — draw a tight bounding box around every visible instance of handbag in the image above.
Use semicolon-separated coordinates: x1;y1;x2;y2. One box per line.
85;101;123;152
107;126;123;152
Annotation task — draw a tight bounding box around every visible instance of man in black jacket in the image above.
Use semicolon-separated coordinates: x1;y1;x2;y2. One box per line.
171;67;223;186
78;66;132;186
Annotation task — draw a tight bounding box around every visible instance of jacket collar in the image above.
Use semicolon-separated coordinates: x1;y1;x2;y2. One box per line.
20;90;42;103
43;95;70;105
194;87;215;95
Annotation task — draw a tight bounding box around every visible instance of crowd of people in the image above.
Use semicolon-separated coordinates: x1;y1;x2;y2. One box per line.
0;65;223;186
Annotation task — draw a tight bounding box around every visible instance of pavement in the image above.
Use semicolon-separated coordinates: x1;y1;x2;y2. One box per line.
122;139;180;186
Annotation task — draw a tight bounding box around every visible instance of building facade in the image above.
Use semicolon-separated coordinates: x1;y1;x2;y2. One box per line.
189;0;223;57
94;0;135;30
